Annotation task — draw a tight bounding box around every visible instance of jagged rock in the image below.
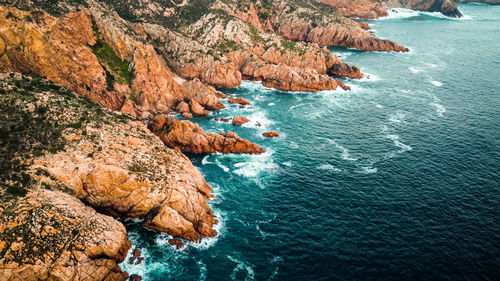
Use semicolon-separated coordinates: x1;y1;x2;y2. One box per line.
129;249;141;264
228;97;251;105
168;239;186;249
182;112;193;119
385;0;462;18
263;131;280;138
148;114;266;154
0;188;131;281
129;274;142;281
0;75;217;249
189;99;209;116
360;22;371;30
176;102;190;114
233;116;250;125
319;0;389;19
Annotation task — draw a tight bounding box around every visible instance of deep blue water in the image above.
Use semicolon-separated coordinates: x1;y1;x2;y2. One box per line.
122;4;500;280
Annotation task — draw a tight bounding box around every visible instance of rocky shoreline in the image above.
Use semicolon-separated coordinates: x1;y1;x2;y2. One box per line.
0;0;464;280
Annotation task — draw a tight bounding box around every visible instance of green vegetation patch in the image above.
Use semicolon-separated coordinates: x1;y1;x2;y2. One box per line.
248;25;265;44
92;37;131;87
216;39;241;53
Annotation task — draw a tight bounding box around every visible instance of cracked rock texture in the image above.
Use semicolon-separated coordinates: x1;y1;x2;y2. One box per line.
0;74;217;280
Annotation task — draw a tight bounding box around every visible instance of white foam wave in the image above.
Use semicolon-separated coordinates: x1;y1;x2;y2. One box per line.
198;260;207;281
233;159;278;178
239;80;272;92
385;134;412;153
320;138;357;161
268;102;275;106
228;256;255;281
389;111;407;123
429;102;446;116
423;62;438;68
288;103;308;112
201;155;212;165
359;73;381;82
242;110;274;130
409;66;424;73
431;80;443;87
381;8;420;20
381;8;472;21
215;158;230;172
360;166;378;174
317;164;342;172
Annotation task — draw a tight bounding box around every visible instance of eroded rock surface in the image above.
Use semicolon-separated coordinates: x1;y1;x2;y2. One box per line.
0;74;218;279
148;114;266;154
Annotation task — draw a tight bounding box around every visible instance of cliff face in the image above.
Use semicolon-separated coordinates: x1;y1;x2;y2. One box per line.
384;0;463;18
0;0;410;103
318;0;463;19
0;74;218;280
0;2;223;119
456;0;500;4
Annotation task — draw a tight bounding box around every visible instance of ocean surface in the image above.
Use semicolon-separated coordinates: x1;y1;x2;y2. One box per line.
122;4;500;280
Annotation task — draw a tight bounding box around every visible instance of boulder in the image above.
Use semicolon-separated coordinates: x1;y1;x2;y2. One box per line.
232;116;250;125
263;131;279;138
228;97;250;105
189;99;209;116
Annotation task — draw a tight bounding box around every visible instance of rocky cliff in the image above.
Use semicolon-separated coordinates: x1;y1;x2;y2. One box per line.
385;0;462;17
318;0;463;19
0;74;218;280
456;0;500;4
0;0;420;279
0;0;410;108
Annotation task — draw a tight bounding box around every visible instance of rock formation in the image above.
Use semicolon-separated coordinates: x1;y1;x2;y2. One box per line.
148;114;266;154
0;74;218;279
233;116;250;125
384;0;463;18
263;131;280;138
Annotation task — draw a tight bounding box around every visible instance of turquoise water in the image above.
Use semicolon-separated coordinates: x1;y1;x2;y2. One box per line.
122;4;500;280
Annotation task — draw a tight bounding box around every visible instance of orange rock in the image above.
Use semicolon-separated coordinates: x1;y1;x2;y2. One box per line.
318;0;388;19
232;116;250;125
148;114;265;154
305;23;409;52
176;102;190;113
228;97;250;105
360;22;371;30
182;112;193;119
168;239;185;249
263;131;279;138
189;99;209;116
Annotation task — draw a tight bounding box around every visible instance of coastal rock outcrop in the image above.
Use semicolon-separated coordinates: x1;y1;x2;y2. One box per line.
384;0;463;18
318;0;389;19
229;97;251;105
0;75;218;279
0;189;130;281
148;114;266;154
263;131;280;138
233;116;250;125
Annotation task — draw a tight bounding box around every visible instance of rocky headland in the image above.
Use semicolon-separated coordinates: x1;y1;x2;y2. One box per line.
0;0;464;280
